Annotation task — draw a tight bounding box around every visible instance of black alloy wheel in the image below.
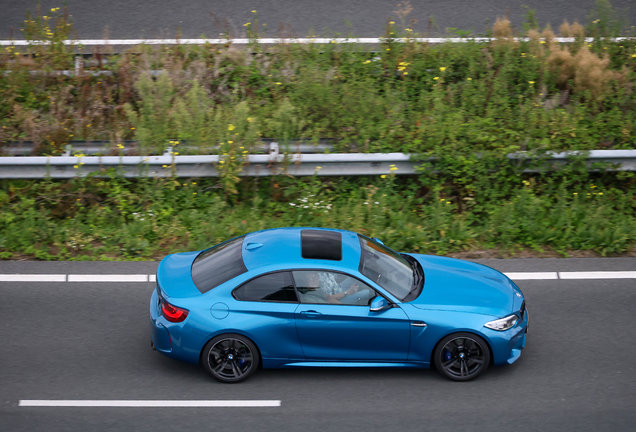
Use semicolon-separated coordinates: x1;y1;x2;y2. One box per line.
434;332;491;381
202;334;260;383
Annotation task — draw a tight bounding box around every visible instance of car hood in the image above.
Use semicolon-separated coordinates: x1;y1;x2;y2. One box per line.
156;251;202;299
404;254;514;317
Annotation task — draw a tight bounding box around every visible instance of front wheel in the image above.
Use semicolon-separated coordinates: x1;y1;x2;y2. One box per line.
202;334;260;383
434;332;490;381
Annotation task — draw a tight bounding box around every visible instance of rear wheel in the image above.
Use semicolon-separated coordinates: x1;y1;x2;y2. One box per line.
202;334;259;383
434;332;490;381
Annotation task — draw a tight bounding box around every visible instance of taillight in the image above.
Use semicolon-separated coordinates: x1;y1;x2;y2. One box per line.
161;299;189;323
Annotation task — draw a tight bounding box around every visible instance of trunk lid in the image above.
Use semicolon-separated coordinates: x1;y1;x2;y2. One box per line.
156;251;202;299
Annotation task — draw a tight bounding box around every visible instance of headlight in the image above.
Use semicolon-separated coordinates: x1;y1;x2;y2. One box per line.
484;314;518;331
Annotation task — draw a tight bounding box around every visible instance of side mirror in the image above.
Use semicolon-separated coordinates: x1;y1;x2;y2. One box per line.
370;296;390;312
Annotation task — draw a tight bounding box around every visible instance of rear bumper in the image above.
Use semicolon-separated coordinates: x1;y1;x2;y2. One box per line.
149;288;172;353
149;287;203;364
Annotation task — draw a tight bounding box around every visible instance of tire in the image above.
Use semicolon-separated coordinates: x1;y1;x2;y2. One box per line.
202;334;260;383
434;332;491;382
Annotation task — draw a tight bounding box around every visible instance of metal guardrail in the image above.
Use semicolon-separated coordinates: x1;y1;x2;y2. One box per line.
1;140;333;156
0;150;634;179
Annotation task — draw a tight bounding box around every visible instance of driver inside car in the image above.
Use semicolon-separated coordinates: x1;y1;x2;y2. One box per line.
301;271;372;305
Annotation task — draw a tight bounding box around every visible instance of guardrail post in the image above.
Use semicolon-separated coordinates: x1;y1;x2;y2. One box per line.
74;56;83;76
269;142;279;162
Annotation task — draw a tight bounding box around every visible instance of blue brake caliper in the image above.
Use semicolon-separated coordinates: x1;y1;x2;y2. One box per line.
445;350;452;361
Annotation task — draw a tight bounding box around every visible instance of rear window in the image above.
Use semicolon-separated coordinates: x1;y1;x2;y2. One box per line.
191;236;247;293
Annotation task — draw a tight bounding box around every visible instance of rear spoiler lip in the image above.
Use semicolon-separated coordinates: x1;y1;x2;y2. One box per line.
156;251;203;299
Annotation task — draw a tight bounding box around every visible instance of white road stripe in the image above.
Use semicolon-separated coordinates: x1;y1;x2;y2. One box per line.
504;272;559;280
19;400;281;407
0;274;66;282
67;274;148;282
559;271;636;279
1;271;635;284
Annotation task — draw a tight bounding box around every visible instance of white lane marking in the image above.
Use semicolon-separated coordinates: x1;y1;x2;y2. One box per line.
1;271;635;284
504;272;558;280
559;271;636;279
67;274;149;282
19;400;281;407
0;37;633;46
0;274;67;282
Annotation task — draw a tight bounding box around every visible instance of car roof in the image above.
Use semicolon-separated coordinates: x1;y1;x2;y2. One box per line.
241;227;362;272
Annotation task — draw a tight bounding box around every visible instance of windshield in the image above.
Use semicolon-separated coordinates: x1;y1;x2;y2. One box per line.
358;235;414;301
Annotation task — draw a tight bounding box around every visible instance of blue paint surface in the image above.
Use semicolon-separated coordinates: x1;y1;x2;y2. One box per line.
149;227;528;372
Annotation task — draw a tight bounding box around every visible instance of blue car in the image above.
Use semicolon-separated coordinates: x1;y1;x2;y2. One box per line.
150;227;528;383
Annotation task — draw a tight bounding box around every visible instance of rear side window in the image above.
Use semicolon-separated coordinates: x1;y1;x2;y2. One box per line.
192;236;247;293
233;272;298;302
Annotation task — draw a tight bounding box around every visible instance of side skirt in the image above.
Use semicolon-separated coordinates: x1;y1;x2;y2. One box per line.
262;359;430;369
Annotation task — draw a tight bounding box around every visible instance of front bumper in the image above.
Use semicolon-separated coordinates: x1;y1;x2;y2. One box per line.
485;309;529;366
506;310;528;364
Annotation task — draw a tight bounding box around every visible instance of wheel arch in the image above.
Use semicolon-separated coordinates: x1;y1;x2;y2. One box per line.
429;330;494;369
198;331;263;368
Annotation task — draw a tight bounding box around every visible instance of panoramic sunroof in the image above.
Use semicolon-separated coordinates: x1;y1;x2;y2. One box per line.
300;230;342;261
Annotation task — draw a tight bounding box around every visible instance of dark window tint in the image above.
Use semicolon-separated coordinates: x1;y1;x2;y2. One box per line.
234;272;298;302
191;236;247;293
301;230;342;261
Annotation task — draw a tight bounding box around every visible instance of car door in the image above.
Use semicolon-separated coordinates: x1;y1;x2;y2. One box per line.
292;270;410;361
230;271;305;361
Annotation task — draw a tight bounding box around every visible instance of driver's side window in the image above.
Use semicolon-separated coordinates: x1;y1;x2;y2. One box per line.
292;270;377;306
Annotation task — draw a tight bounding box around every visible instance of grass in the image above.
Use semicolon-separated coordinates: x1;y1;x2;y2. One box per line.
1;2;635;157
0;169;634;260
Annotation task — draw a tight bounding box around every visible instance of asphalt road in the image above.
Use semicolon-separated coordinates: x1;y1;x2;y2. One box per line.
1;1;634;40
1;258;635;431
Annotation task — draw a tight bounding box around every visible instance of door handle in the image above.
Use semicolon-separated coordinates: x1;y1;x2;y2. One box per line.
300;310;322;317
411;321;427;327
